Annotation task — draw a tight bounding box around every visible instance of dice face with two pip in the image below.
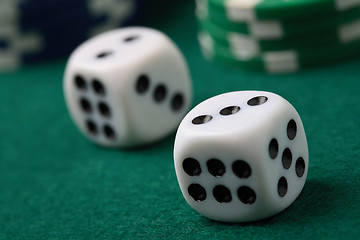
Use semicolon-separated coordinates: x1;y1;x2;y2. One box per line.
174;91;308;223
64;27;192;147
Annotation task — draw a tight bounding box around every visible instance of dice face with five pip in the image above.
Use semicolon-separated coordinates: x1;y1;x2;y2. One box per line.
174;91;308;222
64;27;192;147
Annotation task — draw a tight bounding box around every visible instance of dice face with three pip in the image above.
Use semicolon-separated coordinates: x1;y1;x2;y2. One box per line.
174;91;308;222
64;27;192;147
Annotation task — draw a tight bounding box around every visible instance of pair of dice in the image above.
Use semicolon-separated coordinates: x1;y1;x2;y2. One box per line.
64;27;308;223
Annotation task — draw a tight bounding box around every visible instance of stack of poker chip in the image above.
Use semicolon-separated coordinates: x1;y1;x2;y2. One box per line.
196;0;360;73
0;0;144;71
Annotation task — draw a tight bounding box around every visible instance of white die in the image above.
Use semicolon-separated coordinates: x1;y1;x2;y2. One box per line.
174;91;308;222
64;27;192;147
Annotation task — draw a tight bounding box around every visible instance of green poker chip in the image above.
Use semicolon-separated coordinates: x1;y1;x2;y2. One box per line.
198;31;360;73
198;15;360;53
196;0;360;72
199;7;360;40
206;0;360;21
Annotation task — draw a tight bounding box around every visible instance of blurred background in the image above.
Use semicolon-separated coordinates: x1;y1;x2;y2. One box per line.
1;0;360;239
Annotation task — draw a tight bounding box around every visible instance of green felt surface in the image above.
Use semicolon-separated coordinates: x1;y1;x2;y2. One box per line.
1;2;360;239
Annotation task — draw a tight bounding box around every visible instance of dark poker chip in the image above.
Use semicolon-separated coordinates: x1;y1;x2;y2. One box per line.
0;0;145;71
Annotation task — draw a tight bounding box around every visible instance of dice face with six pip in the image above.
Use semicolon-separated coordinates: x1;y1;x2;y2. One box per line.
174;91;308;222
64;27;192;147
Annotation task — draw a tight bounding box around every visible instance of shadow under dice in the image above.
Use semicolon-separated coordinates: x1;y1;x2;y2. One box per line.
174;91;308;222
64;27;192;147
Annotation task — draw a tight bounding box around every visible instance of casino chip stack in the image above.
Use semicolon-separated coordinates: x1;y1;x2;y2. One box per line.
196;0;360;73
0;0;144;71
